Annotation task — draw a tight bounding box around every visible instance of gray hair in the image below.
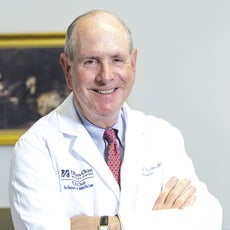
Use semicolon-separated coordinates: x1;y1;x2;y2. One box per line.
64;10;134;60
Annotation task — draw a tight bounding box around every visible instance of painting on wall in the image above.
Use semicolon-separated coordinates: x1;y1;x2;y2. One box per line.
0;33;70;145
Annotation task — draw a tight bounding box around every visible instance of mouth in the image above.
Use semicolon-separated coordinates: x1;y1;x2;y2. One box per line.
94;88;117;94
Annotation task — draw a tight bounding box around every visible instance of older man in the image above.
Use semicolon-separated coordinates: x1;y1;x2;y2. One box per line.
9;10;222;230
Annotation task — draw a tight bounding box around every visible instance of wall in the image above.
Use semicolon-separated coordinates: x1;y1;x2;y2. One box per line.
0;0;229;229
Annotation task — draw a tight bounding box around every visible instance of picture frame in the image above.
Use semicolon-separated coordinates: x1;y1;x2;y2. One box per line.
0;32;69;145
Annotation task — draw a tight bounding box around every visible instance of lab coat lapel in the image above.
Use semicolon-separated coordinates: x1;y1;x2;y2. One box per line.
72;129;120;200
119;106;148;205
121;118;144;188
57;94;120;199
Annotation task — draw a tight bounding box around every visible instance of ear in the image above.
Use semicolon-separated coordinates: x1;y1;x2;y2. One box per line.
131;49;137;76
60;53;73;90
131;48;137;69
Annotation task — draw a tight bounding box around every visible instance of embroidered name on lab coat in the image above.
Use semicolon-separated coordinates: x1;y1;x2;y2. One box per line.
141;163;161;176
61;168;94;191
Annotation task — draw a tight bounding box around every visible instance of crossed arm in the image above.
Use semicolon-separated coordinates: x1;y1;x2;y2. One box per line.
70;176;196;230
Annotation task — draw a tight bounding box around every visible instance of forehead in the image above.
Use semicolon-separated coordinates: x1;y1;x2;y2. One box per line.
77;12;124;32
74;13;130;52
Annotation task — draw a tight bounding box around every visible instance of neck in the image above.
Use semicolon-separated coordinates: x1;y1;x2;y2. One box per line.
90;115;118;129
84;113;119;129
74;101;120;129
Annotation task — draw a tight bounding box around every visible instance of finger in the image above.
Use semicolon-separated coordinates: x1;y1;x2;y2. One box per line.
163;178;191;209
179;194;196;209
172;185;196;209
153;177;179;210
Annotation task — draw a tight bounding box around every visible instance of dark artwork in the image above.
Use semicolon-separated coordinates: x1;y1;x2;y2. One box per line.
0;47;70;129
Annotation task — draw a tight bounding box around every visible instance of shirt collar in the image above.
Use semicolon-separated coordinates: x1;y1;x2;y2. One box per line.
73;101;126;146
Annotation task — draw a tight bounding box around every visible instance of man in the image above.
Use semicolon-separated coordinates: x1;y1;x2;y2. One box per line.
9;10;222;229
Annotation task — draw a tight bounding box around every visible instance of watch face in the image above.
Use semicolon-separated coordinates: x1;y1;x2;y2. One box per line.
99;226;109;230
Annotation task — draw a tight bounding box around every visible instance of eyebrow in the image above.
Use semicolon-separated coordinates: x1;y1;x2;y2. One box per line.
77;56;99;62
78;52;128;62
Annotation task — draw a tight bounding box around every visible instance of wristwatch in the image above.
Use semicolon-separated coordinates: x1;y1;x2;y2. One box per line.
99;216;109;230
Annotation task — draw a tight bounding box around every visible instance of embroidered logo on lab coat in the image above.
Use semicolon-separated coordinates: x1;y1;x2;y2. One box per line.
61;168;94;191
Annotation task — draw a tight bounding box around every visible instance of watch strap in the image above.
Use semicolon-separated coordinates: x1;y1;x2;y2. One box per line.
100;216;108;226
99;216;109;229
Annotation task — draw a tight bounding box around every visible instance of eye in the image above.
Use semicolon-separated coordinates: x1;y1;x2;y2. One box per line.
83;58;98;68
112;56;125;65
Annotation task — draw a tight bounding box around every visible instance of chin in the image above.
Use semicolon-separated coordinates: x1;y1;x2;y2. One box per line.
96;105;120;116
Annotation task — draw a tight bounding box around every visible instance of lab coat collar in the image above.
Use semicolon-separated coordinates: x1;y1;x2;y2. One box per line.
56;92;84;136
56;92;121;199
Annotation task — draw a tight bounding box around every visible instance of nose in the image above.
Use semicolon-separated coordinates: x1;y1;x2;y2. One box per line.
96;61;114;83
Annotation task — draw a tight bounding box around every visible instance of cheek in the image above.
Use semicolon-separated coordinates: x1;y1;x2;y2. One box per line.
123;67;136;85
78;68;97;85
67;70;93;92
129;69;135;82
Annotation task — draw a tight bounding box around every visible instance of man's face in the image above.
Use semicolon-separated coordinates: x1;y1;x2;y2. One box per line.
61;14;137;127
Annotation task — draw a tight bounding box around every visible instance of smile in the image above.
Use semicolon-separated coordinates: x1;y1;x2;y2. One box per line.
96;88;116;94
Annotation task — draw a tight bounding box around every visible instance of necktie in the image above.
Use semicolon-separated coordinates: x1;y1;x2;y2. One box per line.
103;129;122;186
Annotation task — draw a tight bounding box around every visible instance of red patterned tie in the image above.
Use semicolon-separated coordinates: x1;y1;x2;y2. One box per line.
103;129;122;186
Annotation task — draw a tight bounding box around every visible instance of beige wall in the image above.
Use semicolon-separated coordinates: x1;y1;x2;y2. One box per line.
0;0;229;229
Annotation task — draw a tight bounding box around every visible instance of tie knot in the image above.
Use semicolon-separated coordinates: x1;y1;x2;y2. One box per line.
103;129;117;144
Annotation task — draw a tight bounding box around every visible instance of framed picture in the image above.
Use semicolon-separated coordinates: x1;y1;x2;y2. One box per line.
0;33;70;145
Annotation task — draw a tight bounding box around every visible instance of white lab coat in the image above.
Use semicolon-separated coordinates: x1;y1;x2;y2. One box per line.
9;93;222;230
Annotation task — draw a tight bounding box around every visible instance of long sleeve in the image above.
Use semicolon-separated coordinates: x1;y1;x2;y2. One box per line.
119;190;222;230
118;109;223;230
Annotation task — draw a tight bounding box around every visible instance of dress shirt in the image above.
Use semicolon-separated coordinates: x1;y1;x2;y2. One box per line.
73;100;126;160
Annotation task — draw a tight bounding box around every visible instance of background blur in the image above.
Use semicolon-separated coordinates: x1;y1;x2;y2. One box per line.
0;0;229;229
